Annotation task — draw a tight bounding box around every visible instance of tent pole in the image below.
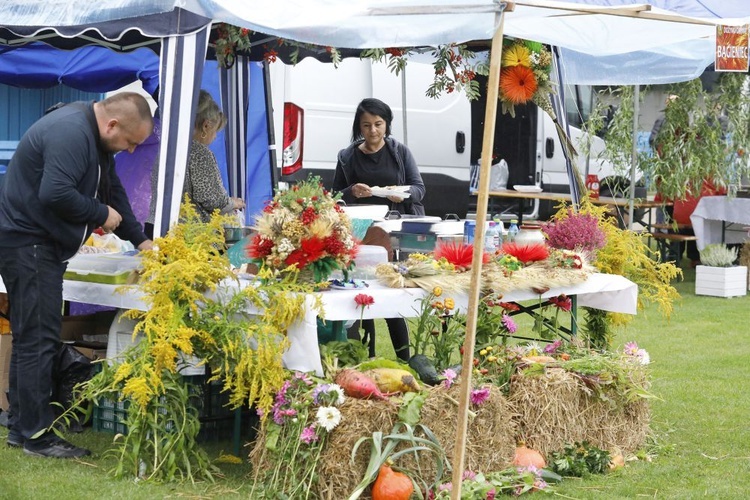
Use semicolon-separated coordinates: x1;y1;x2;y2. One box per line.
628;84;639;230
402;70;408;146
450;2;511;498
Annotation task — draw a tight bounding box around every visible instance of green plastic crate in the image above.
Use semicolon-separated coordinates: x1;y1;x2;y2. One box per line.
92;375;234;438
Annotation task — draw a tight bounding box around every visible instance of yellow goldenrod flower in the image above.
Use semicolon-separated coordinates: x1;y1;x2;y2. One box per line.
444;298;455;310
487;356;497;363
122;376;154;410
480;349;487;356
114;362;132;383
486;346;494;352
433;286;443;297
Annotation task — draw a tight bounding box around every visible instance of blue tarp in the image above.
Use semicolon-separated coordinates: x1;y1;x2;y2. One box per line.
0;43;272;224
0;42;159;93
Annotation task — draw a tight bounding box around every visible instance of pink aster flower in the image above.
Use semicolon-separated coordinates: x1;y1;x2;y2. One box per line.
462;470;477;480
299;425;319;444
624;341;639;356
501;314;517;333
486;489;496;500
442;368;457;389
470;387;491;406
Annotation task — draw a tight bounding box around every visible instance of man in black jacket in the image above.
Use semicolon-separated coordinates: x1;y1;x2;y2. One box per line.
0;92;154;458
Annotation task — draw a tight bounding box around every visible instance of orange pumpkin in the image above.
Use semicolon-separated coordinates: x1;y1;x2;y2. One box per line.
513;444;547;469
372;463;414;500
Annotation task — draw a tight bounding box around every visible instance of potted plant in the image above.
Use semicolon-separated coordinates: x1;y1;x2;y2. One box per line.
695;243;747;298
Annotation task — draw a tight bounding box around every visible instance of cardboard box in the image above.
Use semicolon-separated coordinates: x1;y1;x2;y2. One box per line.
0;292;9;334
0;333;11;411
61;311;116;361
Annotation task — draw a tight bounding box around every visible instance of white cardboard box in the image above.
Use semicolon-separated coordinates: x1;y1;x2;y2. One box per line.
695;265;748;298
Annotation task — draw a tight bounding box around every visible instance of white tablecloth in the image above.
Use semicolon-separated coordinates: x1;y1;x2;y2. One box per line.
691;196;750;250
1;273;637;376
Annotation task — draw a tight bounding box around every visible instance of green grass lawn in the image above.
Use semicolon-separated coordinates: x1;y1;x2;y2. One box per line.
2;267;750;498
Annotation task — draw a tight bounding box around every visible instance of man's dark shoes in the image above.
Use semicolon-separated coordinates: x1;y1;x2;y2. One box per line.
23;437;91;458
6;431;24;448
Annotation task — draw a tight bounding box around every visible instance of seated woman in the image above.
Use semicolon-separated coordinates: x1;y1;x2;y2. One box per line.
333;97;426;361
146;90;245;238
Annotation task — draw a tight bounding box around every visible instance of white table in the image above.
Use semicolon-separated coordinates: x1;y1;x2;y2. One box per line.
691;196;750;250
1;273;638;376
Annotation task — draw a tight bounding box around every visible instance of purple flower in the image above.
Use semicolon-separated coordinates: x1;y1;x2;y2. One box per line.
486;489;496;500
462;470;477;480
470;387;491;406
543;339;562;354
299;425;319;444
442;368;457;389
543;210;606;253
501;314;517;333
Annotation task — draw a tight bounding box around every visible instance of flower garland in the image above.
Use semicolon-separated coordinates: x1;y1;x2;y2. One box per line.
498;38;555;118
248;176;358;283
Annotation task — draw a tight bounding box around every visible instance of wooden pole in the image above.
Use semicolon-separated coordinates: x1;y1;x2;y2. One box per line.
450;2;510;498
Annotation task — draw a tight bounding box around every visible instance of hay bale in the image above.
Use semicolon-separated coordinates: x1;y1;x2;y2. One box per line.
507;368;650;458
315;398;399;499
411;384;516;478
250;384;517;499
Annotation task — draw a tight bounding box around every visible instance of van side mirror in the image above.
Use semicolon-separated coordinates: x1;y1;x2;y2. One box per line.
456;131;465;153
545;138;554;158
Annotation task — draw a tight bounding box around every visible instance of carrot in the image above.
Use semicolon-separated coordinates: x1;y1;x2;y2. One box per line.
335;369;390;400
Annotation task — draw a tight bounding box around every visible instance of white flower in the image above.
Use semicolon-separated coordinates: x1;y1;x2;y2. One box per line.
329;384;346;406
636;348;650;365
277;238;296;254
316;406;342;432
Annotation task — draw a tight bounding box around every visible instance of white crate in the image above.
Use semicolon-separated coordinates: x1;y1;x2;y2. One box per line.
695;265;748;298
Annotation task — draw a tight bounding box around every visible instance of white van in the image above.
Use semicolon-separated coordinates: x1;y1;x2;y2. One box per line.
268;57;612;219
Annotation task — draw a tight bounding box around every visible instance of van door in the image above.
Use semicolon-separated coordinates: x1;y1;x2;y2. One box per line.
469;74;538;220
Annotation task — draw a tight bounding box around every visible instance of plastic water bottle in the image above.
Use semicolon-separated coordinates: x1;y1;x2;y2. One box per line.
492;216;505;247
484;222;498;253
463;220;476;244
507;219;519;242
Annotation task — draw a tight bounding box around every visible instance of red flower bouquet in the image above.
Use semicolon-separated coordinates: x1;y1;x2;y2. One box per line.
248;176;358;282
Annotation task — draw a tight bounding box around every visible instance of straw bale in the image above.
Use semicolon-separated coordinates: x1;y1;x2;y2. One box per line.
315;398;399;499
409;384;517;477
507;367;650;458
249;384;516;499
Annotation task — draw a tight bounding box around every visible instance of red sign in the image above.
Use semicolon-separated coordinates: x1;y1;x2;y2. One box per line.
716;24;749;72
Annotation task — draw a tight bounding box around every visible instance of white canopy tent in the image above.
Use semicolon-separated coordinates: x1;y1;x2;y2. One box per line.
3;1;749;233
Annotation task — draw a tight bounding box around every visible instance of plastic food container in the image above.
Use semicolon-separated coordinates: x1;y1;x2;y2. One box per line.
64;253;142;284
351;245;388;279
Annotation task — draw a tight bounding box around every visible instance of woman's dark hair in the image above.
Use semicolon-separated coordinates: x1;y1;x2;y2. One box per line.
351;98;393;142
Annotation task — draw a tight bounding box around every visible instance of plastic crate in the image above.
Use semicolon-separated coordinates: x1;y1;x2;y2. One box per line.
92;375;235;437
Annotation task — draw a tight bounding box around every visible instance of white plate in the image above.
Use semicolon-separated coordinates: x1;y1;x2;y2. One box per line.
513;185;543;193
370;186;411;199
328;279;369;290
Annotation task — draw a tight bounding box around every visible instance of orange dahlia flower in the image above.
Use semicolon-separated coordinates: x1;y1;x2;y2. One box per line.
500;65;538;105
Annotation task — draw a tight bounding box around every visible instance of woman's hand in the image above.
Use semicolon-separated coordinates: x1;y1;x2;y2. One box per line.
232;197;246;210
352;183;372;199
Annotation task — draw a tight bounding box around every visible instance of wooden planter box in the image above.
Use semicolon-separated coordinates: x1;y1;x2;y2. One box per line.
695;265;748;298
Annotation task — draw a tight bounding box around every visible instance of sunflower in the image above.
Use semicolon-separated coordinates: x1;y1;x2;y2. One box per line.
500;65;538;105
502;43;531;68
